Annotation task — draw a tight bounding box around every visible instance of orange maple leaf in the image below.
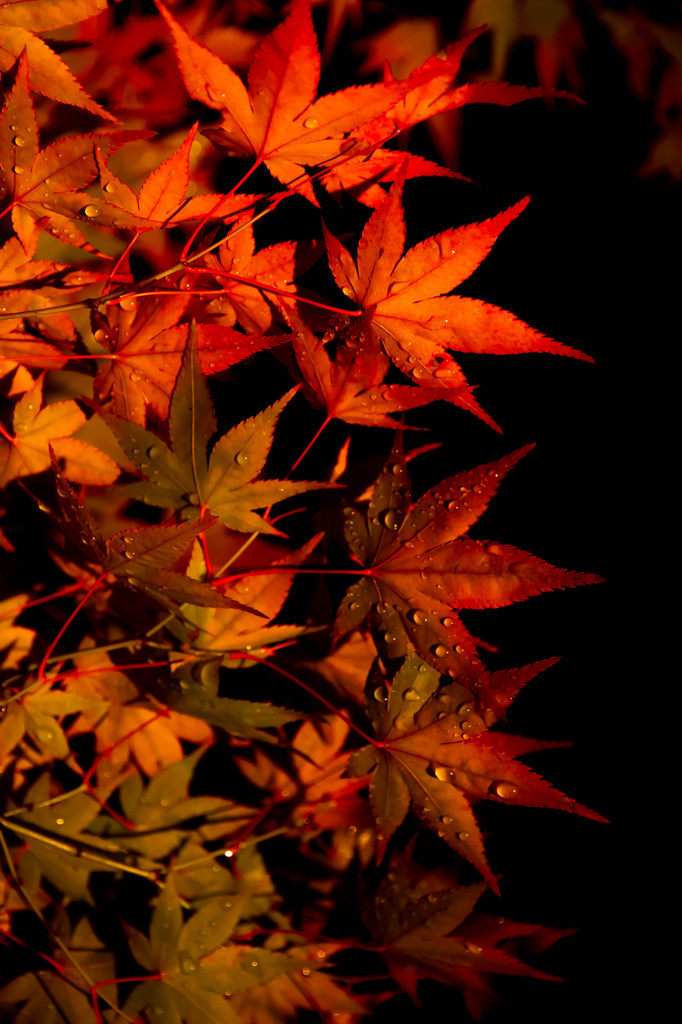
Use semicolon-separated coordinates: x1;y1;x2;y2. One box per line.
0;374;119;487
0;53;148;252
0;0;115;120
321;167;591;428
158;0;406;203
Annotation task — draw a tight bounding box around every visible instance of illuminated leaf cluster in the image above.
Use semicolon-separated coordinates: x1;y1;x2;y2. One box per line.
0;2;609;1022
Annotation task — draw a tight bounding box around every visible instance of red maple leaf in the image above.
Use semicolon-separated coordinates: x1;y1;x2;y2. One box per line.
335;441;601;685
321;166;591;428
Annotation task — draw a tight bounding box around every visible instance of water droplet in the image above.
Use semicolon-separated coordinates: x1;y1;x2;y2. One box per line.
316;949;326;958
349;601;360;611
36;727;54;742
103;181;114;193
119;295;137;311
147;446;161;459
82;204;100;217
180;952;198;974
407;609;427;626
9;124;17;132
250;960;259;968
13;166;23;175
434;766;451;781
235;450;249;466
403;687;419;701
301;967;311;976
485;542;502;556
492;781;518;799
432;644;448;658
457;701;474;715
457;831;470;841
55;817;65;826
439;815;454;825
341;286;352;297
427;892;439;903
440;616;454;627
373;686;387;702
13;136;25;147
380;508;400;530
464;942;483;954
303;117;319;129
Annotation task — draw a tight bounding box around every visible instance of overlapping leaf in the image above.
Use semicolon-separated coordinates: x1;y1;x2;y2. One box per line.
159;0;407;203
0;373;119;486
94;124;265;231
335;440;601;683
107;328;331;532
0;53;147;251
48;453;259;612
323;168;592;428
93;294;290;427
347;655;605;888
361;847;573;1008
0;0;114;119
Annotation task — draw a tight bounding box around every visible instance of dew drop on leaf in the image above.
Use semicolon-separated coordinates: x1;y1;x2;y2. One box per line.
431;644;448;658
439;815;454;825
441;616;454;627
403;688;419;701
13;137;25;147
457;831;470;842
13;166;23;175
379;508;399;530
82;204;100;218
492;781;518;799
373;686;387;702
407;609;427;625
119;296;137;311
180;952;198;974
303;117;319;128
235;450;249;466
434;766;451;781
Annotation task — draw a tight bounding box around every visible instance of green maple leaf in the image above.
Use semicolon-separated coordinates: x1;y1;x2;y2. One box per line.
346;655;606;889
48;450;259;613
107;326;332;534
123;875;303;1024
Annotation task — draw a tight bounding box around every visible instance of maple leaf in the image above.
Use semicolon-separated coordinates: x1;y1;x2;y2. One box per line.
0;373;119;487
347;654;605;888
64;647;213;777
0;0;115;120
284;304;442;427
334;441;601;685
0;53;149;252
202;219;307;336
92;294;289;426
361;847;572;1008
159;0;407;203
0;918;118;1022
48;453;261;612
322;167;591;429
94;126;267;231
107;327;331;533
464;0;585;93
